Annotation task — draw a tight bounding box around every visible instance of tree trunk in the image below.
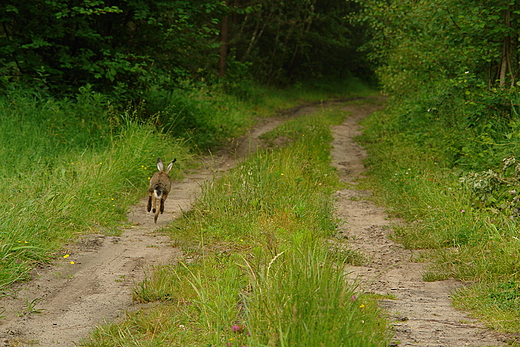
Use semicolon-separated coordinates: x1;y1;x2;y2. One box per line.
218;15;229;77
499;6;512;88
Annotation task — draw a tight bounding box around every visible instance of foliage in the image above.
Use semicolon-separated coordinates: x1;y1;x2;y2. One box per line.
357;0;520;95
0;0;227;98
229;0;371;84
0;0;372;97
357;0;520;213
460;156;520;216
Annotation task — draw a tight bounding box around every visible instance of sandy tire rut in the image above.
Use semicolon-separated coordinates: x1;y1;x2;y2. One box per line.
332;101;510;346
0;98;510;346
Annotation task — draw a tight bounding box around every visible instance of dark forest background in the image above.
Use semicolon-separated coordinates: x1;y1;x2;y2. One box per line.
0;0;371;100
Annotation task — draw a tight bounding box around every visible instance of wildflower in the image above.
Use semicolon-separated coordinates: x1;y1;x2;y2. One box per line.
359;304;365;308
232;325;242;333
461;210;465;213
350;295;356;302
63;254;70;259
70;261;75;265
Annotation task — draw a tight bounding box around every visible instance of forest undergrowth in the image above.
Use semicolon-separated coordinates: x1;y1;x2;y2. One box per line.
0;79;368;290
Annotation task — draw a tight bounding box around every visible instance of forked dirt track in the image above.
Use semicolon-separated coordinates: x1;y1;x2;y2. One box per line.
0;98;511;346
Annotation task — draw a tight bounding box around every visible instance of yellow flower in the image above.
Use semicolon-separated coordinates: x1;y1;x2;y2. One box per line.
70;261;75;265
63;254;70;259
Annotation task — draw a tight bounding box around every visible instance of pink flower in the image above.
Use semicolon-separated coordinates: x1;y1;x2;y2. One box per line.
232;324;242;333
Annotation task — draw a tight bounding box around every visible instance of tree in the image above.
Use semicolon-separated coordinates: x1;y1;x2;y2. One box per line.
0;0;227;97
222;0;370;84
358;0;520;96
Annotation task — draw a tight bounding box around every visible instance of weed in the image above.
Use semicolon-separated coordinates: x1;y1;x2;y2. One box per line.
0;90;189;289
19;297;45;316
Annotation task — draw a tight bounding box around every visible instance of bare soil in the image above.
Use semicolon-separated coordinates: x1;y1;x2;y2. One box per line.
0;99;511;346
331;100;511;346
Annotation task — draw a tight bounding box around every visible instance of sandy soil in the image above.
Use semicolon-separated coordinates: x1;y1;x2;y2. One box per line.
0;98;511;346
331;100;511;346
0;107;305;347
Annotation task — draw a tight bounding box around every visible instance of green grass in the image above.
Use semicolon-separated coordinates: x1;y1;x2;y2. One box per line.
0;90;190;289
82;106;390;347
452;281;520;333
0;79;385;344
358;106;520;334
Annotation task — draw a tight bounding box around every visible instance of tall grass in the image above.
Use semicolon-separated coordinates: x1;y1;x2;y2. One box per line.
0;90;188;288
144;78;375;151
83;106;389;346
359;107;520;333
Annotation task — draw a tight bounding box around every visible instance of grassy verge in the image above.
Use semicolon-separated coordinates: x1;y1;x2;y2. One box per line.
82;107;390;346
0;91;189;288
359;107;520;334
0;79;374;290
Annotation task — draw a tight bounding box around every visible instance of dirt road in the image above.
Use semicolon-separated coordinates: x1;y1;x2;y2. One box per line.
0;98;509;346
331;101;509;346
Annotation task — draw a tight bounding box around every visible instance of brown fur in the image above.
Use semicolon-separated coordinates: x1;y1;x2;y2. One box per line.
147;158;176;223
